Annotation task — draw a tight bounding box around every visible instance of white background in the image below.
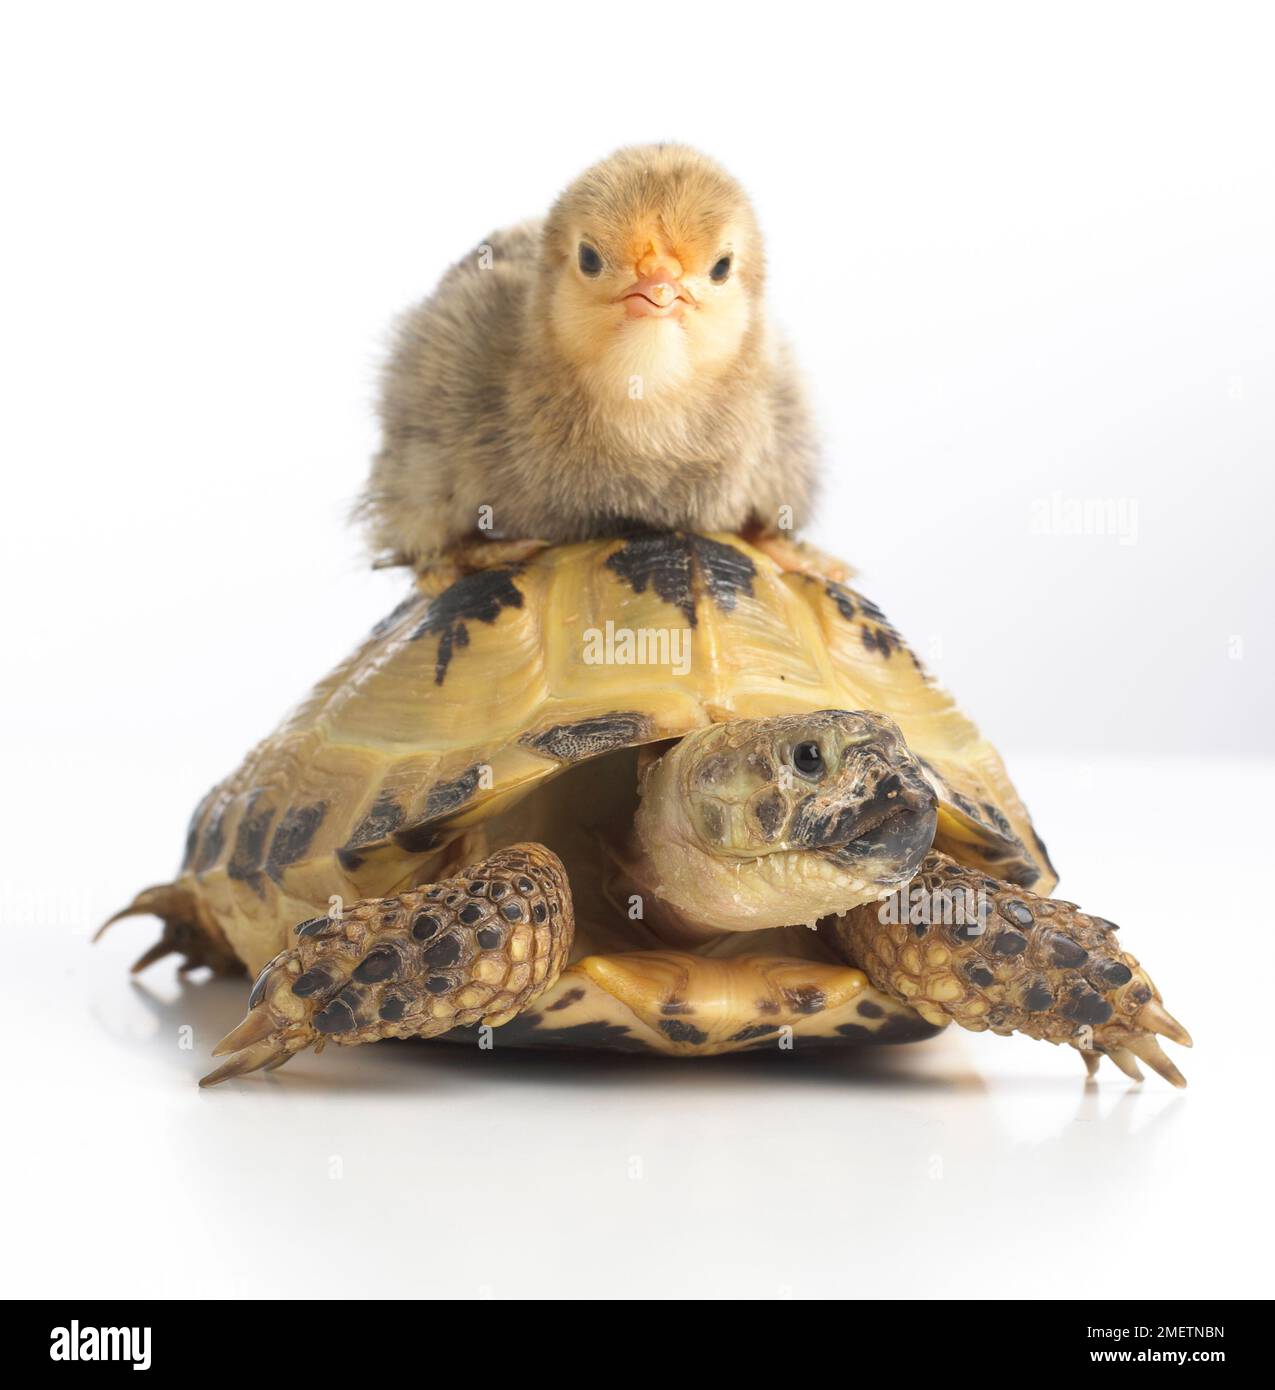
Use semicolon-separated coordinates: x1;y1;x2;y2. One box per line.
2;1;1271;1302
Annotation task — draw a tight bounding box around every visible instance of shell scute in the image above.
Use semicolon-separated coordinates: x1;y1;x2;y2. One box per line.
519;712;653;762
602;531;757;627
408;565;526;684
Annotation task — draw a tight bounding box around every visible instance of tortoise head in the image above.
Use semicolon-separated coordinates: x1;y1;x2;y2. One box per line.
634;710;938;931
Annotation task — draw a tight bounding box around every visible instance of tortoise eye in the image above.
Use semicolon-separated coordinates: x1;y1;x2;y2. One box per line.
710;255;732;283
578;243;603;276
792;742;824;778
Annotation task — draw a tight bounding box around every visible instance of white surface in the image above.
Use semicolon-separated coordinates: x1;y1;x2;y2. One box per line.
3;752;1270;1300
2;1;1272;1300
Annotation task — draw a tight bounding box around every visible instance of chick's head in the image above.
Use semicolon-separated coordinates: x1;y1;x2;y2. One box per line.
539;145;764;400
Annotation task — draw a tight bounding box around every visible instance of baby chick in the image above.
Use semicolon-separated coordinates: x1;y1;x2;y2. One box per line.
362;144;818;568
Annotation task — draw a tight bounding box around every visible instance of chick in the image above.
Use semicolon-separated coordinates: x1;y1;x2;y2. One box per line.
361;144;818;568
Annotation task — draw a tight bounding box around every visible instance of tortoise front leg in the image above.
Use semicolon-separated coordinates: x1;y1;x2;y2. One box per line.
200;843;573;1086
832;852;1192;1086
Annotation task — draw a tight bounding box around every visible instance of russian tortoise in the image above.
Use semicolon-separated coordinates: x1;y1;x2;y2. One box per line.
106;532;1191;1086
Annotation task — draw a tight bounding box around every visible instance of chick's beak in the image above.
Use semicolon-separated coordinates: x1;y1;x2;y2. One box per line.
617;268;692;318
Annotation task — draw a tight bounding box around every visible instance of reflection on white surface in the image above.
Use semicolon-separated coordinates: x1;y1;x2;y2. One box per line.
3;756;1270;1299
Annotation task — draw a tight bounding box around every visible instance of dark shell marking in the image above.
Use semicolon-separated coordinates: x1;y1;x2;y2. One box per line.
603;532;755;628
409;566;524;684
190;801;228;876
861;625;899;658
836;1014;945;1044
660;1019;709;1045
520;713;653;763
226;791;275;897
338;793;406;868
731;1023;781;1043
370;592;426;640
424;765;482;820
694;535;757;614
390;823;442;857
266;801;327;883
392;766;482;854
488;1018;654;1052
1030;828;1058;883
822;578;910;663
785;986;826;1015
181;788;218;872
193;800;229;872
604;532;697;623
920;764;1043;889
825;581;856;622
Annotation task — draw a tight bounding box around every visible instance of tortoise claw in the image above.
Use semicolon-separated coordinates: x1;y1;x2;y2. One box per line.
1106;1045;1145;1082
1124;1033;1187;1089
202;1003;313;1085
129;938;178;974
1137;1000;1193;1048
210;1006;278;1057
1077;1033;1180;1086
199;1036;301;1088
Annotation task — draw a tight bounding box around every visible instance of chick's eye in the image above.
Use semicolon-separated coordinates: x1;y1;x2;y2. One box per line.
578;243;603;277
792;742;824;778
710;255;732;283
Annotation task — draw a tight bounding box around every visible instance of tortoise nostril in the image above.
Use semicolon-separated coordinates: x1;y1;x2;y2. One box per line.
877;771;902;798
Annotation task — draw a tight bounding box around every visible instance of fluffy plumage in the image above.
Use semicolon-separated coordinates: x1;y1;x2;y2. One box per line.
361;144;818;567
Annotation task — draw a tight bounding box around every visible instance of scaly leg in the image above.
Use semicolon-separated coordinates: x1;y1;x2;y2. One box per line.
200;843;572;1086
833;851;1192;1085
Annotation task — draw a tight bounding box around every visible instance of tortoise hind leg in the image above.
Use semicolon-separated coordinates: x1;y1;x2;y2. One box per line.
200;843;573;1086
96;882;243;977
833;851;1192;1086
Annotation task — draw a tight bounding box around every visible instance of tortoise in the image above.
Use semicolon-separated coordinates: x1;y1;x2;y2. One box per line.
105;531;1191;1087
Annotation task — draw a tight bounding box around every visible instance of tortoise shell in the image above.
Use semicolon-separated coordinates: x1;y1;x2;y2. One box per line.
172;532;1055;974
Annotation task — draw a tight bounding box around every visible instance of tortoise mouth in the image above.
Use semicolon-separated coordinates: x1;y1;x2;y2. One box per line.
817;802;938;884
